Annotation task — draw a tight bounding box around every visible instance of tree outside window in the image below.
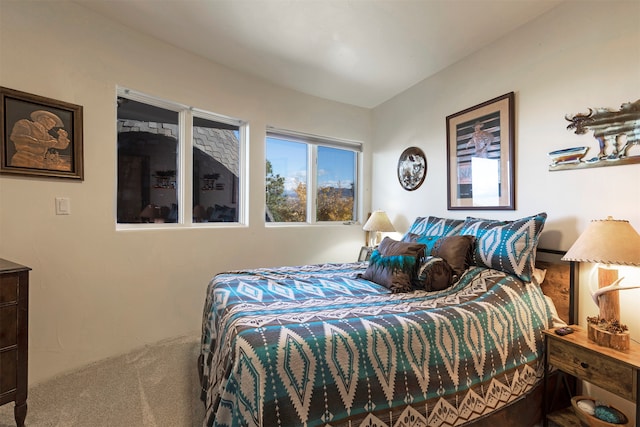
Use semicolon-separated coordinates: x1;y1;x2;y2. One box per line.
265;131;360;223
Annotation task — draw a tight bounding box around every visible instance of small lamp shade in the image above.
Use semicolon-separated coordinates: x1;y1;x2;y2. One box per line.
562;217;640;266
363;211;396;247
140;204;164;223
140;204;157;221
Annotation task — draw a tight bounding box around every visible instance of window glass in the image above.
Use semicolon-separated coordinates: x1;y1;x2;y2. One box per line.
317;146;356;221
265;130;360;223
265;137;307;222
117;89;245;226
117;97;179;224
193;116;240;223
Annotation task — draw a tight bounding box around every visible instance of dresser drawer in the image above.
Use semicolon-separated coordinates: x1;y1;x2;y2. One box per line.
0;348;17;395
0;275;18;305
548;338;634;400
0;306;17;349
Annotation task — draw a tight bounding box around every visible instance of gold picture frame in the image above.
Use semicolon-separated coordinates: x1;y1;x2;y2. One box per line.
446;92;514;210
1;87;83;180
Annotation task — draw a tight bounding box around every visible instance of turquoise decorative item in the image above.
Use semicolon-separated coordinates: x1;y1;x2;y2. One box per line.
594;405;627;424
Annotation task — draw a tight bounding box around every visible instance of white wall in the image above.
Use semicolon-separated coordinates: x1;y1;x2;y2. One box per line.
0;1;371;384
372;1;640;421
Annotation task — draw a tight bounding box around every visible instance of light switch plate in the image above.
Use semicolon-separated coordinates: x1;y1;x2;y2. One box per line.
55;197;70;215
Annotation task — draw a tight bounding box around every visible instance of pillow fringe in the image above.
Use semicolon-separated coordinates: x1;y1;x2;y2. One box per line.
370;251;418;271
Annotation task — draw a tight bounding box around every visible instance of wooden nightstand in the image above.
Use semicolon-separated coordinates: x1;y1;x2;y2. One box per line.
543;325;640;427
0;259;30;427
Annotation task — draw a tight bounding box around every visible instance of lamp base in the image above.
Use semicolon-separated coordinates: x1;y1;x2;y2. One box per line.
367;233;377;248
587;323;630;351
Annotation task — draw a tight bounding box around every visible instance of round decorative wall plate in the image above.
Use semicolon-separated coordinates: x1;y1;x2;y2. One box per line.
397;147;427;191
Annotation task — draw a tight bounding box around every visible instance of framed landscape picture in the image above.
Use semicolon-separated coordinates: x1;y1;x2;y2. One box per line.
1;87;83;180
446;92;514;210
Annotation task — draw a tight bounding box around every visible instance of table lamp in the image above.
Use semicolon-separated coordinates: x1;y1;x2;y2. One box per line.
140;204;158;223
363;210;396;247
562;216;640;350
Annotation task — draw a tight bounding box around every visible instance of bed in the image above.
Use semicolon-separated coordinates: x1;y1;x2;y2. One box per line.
198;213;576;427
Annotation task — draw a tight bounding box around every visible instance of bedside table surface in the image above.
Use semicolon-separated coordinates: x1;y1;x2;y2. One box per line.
543;325;640;369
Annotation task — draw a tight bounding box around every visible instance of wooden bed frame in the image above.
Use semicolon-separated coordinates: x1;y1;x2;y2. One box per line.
536;248;578;326
472;247;578;426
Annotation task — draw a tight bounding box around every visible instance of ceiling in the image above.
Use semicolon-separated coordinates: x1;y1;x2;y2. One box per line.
73;0;563;108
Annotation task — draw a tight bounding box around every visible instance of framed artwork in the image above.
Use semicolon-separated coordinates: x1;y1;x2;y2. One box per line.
446;92;514;210
397;146;427;191
1;87;83;180
551;98;640;171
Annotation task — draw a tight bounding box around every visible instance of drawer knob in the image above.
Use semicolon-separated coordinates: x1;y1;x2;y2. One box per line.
580;362;589;369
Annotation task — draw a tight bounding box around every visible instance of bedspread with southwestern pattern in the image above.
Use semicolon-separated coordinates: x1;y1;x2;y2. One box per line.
199;262;552;427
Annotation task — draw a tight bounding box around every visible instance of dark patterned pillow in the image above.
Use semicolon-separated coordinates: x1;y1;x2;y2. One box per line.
417;257;454;291
458;212;547;282
359;237;426;293
403;216;464;241
430;235;475;279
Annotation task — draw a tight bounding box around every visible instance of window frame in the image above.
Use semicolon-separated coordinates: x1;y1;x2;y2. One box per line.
115;87;247;229
265;126;362;225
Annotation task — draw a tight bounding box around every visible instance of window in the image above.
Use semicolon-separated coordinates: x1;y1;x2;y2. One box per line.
117;89;244;225
265;128;360;223
192;115;242;223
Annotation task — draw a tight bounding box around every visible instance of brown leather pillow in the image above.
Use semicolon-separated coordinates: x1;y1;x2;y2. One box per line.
430;235;475;279
417;256;454;291
359;237;426;293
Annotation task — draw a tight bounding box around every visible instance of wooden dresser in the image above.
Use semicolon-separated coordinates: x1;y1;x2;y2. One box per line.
0;259;30;427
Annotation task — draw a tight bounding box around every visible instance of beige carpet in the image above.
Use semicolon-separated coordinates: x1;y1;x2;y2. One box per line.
0;335;205;427
0;334;568;427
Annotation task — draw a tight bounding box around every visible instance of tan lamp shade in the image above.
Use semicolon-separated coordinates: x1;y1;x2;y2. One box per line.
363;211;396;247
363;211;396;233
140;204;158;220
140;204;164;223
562;216;640;266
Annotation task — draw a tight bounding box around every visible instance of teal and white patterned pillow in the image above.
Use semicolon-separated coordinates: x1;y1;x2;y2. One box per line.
402;233;443;255
404;216;464;240
458;212;547;282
